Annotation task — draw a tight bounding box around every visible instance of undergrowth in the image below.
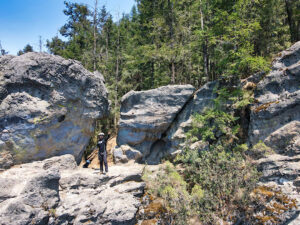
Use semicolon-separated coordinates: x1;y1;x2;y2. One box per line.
142;81;297;224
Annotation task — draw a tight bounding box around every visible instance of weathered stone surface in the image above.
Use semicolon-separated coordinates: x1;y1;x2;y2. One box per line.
116;85;195;164
249;41;300;224
113;145;142;164
248;41;300;147
256;153;300;224
163;81;217;156
0;53;109;168
0;155;145;225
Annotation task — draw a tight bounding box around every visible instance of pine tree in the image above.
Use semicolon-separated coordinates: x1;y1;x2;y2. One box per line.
284;0;300;42
17;44;34;55
46;0;296;131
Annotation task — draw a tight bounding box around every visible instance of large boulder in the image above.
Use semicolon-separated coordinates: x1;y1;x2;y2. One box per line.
116;85;195;164
248;41;300;224
0;154;145;225
0;53;109;169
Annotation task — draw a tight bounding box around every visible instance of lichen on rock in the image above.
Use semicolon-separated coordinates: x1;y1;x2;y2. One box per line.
0;52;109;168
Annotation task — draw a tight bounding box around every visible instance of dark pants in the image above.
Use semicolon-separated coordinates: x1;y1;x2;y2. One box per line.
98;152;108;172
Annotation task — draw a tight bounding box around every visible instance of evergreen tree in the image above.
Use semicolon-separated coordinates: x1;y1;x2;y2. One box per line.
46;0;296;131
17;44;34;55
284;0;300;42
47;1;94;69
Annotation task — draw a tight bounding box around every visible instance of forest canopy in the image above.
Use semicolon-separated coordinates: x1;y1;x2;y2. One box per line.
46;0;299;129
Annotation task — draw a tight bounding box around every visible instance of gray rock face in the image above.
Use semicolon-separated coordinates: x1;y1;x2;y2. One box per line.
248;41;300;147
0;53;109;168
256;151;300;225
248;41;300;224
163;81;217;155
115;82;217;165
0;154;145;225
116;85;195;164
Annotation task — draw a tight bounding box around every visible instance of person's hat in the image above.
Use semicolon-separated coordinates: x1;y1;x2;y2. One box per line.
98;132;105;136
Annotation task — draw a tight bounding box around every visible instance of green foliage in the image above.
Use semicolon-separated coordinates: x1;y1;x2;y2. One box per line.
233;89;255;109
17;44;34;56
46;0;296;130
181;145;259;223
187;109;239;143
249;140;275;159
191;185;204;200
143;161;191;224
144;144;260;224
145;79;262;223
47;1;93;66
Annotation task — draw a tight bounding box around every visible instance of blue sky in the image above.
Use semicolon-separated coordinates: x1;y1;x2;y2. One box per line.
0;0;136;55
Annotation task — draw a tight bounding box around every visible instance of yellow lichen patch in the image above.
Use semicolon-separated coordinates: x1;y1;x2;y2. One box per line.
48;208;57;218
144;201;166;216
253;186;274;198
255;215;279;224
251;185;298;224
10;144;27;162
272;202;288;212
141;219;158;225
32;116;48;124
275;193;298;209
254;100;279;113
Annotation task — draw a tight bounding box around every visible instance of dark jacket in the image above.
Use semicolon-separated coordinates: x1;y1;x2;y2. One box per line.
97;139;107;155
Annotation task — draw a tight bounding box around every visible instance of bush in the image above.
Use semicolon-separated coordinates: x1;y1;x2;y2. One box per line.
178;144;260;223
143;162;191;224
248;140;274;159
142;85;265;224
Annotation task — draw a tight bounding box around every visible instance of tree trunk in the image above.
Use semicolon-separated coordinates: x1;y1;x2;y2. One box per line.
200;0;209;81
114;20;120;131
105;32;109;61
151;61;154;88
93;0;98;71
168;0;176;84
285;0;299;42
171;62;176;84
39;35;42;52
114;55;119;131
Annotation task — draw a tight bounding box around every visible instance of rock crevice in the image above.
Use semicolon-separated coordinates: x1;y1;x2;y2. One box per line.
114;82;218;164
115;85;196;164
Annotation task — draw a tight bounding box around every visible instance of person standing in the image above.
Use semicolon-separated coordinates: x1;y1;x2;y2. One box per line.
97;132;108;174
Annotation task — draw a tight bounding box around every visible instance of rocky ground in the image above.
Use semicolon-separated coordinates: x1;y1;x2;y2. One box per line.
0;155;146;225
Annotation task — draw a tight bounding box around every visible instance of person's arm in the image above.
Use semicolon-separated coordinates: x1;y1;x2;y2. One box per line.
105;134;110;142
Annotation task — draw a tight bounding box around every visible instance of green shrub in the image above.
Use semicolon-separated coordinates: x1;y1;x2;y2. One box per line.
187;108;239;144
143;162;191;224
143;83;263;224
248;140;274;159
178;143;259;223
